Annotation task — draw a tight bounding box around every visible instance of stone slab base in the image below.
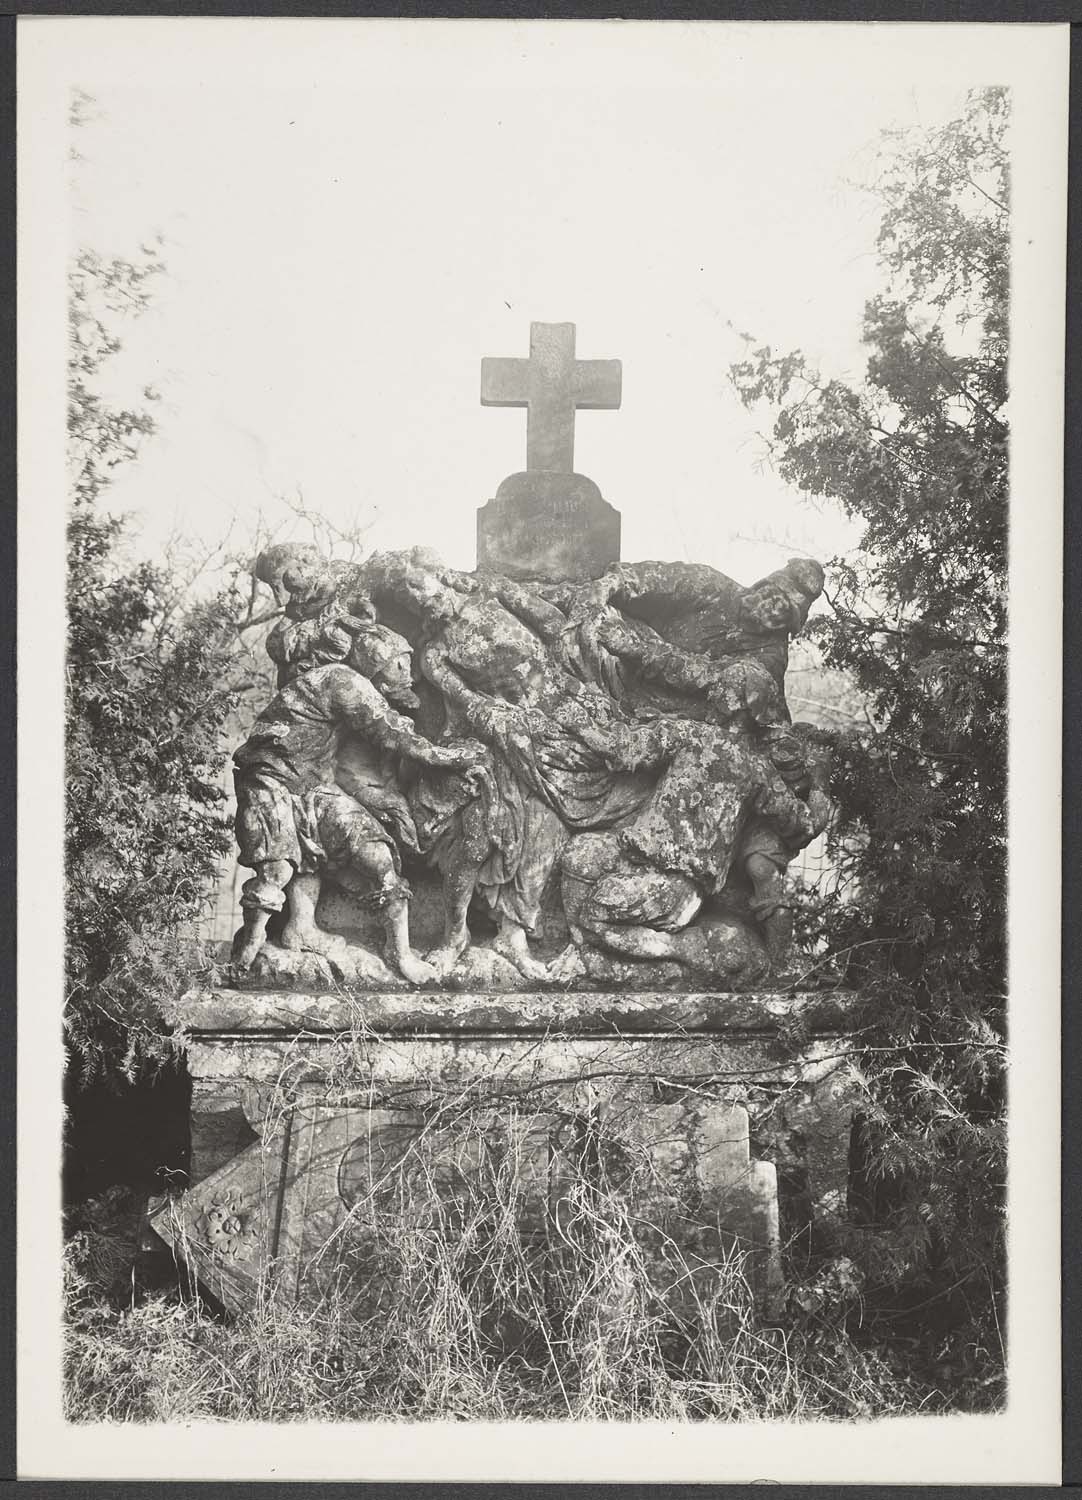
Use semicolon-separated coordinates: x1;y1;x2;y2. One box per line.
151;988;863;1320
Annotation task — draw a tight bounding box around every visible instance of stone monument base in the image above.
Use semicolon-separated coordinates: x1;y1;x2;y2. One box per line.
151;989;862;1322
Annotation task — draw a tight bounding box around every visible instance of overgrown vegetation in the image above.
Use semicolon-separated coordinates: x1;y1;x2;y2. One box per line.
65;1099;934;1424
730;87;1009;1386
66;246;252;1081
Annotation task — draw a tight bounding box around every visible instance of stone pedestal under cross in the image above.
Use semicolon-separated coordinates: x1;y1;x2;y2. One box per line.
477;321;622;581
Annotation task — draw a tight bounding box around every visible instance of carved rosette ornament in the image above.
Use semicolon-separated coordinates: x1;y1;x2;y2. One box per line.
198;1194;259;1263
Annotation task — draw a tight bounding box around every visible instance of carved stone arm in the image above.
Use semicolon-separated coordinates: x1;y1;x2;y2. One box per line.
574;714;673;774
369;711;486;772
332;665;485;772
481;574;568;639
418;642;489;719
594;612;719;696
592;559;744;611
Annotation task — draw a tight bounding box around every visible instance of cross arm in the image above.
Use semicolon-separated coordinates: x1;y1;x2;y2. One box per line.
573;359;622;410
481;357;531;408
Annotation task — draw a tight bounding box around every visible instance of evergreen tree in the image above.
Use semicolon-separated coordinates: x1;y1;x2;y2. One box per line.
730;87;1009;1401
66;247;247;1081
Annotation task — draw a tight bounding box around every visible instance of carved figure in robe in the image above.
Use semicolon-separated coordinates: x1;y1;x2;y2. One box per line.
230;647;486;983
252;547;441;859
563;630;833;963
411;579;586;979
549;556;830;964
559;713;828;976
355;558;645;979
263;554;376;689
559;556;824;719
722;721;833;963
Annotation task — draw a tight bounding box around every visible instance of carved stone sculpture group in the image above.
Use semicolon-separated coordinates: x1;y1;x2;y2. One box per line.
230;544;834;991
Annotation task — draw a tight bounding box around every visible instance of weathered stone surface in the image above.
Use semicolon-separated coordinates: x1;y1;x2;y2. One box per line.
248;942;401;992
476;471;620;582
184;1093;259;1182
476;321;622;580
152;987;862;1316
229;537;830;988
166;985;862;1037
244;936;529;994
153;1090;786;1319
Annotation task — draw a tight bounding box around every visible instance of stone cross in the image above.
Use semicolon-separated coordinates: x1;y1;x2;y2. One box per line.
481;322;622;474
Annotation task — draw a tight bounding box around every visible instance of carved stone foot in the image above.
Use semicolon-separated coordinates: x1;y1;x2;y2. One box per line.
279;922;348;957
492;930;552;982
394;951;438;986
667;917;771;987
249;939;401;991
230;926;265;971
545;943;587;985
426;931;471;978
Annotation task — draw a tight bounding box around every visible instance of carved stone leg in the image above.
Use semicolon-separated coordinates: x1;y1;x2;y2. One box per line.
336;841;437;985
492;918;556;981
232;860;293;967
382;889;437;986
279;872;348;956
427;860;481;975
745;852;794;970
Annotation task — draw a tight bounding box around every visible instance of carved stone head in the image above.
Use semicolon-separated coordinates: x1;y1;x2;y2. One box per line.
252;542;324;608
348;623;419;710
281;559;346;621
470;639;547;705
741;558;825;635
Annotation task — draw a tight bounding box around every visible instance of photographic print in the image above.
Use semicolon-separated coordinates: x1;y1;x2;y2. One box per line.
17;16;1065;1484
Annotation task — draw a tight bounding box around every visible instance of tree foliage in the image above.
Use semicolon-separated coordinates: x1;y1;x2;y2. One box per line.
730;87;1009;1396
66;247;248;1079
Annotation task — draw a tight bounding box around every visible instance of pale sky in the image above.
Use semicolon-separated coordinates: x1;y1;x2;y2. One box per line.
61;20;1024;584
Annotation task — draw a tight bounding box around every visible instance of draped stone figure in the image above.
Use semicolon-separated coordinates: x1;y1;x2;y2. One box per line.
229;542;832;989
230;609;486;983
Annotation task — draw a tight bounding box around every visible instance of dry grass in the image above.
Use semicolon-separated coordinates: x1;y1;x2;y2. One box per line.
64;1104;929;1425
